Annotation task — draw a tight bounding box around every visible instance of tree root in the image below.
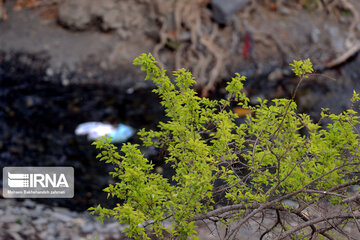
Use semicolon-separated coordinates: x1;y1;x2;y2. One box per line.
149;0;360;93
153;16;168;69
325;42;360;68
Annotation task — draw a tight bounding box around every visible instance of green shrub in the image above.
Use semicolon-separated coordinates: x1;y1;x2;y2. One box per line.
89;54;360;239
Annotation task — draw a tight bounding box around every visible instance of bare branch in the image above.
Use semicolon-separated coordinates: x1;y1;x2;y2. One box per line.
276;214;360;240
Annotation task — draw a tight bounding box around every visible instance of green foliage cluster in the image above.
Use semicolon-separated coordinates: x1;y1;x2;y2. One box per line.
89;54;360;239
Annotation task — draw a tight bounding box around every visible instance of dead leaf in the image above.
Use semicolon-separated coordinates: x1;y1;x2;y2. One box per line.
233;107;252;117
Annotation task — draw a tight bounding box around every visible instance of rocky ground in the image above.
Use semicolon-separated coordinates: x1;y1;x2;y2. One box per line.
0;198;279;240
0;198;129;240
1;197;360;240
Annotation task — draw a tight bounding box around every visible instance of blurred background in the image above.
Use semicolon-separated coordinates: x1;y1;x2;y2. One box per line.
1;0;360;239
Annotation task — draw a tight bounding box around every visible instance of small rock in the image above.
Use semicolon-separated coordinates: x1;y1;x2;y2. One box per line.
71;217;86;226
34;223;45;232
38;231;49;240
326;26;345;53
81;223;95;233
29;207;43;219
281;199;299;209
58;0;92;30
52;212;73;222
71;235;82;240
62;78;70;86
20;207;29;215
268;68;283;82
104;222;124;233
116;28;131;40
33;218;48;226
126;87;134;94
34;204;44;213
0;215;17;223
45;222;57;237
90;0;116;16
8;232;22;240
22;227;36;236
102;9;123;30
328;26;339;36
311;28;320;44
211;0;251;24
23;199;36;209
8;223;22;232
46;68;54;77
180;31;191;41
279;6;290;15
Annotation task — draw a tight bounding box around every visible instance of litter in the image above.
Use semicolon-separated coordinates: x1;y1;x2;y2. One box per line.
75;122;134;143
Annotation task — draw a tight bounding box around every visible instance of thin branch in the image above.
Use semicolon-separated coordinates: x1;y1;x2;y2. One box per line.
276;214;360;240
224;162;359;240
349;204;360;232
343;192;360;203
295;179;360;214
302;189;347;198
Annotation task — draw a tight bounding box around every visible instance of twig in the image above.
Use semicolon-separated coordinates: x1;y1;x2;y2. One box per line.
190;203;286;222
302;189;346;198
224;162;359;240
349;204;360;232
276;213;360;240
295;179;360;214
343;192;360;203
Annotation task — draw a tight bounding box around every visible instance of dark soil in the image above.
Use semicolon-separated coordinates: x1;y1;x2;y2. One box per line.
0;51;164;211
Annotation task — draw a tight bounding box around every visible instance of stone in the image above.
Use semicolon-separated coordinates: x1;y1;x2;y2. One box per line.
8;232;22;240
104;222;124;233
311;28;320;44
52;212;73;222
90;0;116;16
23;199;36;209
0;215;17;223
33;218;48;226
22;227;36;236
281;199;299;209
34;204;44;213
46;68;54;77
81;223;95;233
20;207;29;215
102;9;123;30
71;217;85;226
30;206;45;219
71;235;82;240
58;0;92;30
268;68;283;82
211;0;251;24
34;223;45;232
8;223;22;232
